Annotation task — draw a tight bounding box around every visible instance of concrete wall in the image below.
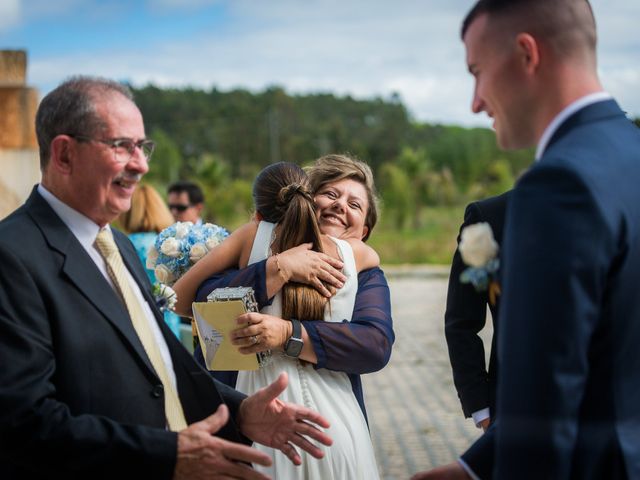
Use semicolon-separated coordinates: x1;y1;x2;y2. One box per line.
0;86;38;148
0;50;40;219
0;50;27;86
0;150;40;218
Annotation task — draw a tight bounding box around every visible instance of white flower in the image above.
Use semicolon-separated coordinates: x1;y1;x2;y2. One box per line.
154;283;177;311
459;222;499;268
189;243;208;263
146;246;159;269
205;237;222;250
175;222;193;239
155;264;174;284
160;237;181;258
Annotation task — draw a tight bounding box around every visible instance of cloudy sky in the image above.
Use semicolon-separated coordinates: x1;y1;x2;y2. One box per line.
1;0;638;127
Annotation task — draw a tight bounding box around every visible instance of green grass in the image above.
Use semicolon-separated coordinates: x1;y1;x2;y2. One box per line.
368;205;465;264
200;205;465;265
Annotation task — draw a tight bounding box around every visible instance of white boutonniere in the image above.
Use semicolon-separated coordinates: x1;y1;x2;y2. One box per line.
459;222;501;305
153;283;178;312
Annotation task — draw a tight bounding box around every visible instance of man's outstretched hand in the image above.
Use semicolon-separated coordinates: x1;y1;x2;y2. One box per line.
174;404;272;480
238;372;333;465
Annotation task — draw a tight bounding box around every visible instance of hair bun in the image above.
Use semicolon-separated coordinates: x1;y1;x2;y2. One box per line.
278;183;312;205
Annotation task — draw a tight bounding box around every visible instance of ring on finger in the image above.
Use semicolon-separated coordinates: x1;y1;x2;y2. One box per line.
250;335;259;345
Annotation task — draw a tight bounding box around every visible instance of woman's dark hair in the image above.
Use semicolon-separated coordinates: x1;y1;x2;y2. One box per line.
253;162;328;321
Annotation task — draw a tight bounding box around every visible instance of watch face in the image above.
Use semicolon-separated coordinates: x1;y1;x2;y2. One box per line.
285;338;304;358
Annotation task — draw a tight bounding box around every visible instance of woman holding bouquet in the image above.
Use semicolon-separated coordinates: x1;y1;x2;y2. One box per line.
173;155;394;479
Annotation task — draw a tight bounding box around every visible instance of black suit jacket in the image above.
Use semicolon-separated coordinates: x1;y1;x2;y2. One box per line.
0;189;247;480
463;101;640;479
445;191;509;418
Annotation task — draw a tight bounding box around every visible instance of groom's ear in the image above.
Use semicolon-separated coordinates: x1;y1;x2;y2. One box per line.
515;32;540;75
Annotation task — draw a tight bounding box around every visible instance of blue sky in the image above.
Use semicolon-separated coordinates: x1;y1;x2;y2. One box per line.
1;0;639;127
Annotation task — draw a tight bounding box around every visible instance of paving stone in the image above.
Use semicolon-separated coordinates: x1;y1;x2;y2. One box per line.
362;270;493;479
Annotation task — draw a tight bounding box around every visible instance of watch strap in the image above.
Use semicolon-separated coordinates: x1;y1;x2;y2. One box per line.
284;318;303;357
289;318;301;340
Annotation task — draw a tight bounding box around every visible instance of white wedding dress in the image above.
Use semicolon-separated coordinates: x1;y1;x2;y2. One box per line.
236;221;380;480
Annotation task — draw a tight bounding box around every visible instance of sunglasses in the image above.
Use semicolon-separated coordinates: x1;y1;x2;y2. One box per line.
168;204;191;212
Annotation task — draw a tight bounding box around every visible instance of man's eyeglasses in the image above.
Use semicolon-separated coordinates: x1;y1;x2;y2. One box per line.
168;204;191;212
69;135;155;163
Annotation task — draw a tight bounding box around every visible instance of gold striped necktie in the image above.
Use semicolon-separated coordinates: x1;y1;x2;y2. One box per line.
94;228;187;431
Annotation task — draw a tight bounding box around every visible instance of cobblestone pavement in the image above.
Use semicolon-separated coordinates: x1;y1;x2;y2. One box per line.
362;266;493;479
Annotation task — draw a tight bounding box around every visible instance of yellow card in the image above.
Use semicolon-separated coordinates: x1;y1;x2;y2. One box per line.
192;301;259;371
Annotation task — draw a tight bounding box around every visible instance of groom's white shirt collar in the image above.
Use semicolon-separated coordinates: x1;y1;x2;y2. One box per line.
535;91;612;161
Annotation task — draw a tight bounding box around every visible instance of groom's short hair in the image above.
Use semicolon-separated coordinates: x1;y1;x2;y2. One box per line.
461;0;597;62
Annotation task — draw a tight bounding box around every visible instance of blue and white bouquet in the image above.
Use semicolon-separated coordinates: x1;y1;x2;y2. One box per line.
459;222;501;305
146;221;230;286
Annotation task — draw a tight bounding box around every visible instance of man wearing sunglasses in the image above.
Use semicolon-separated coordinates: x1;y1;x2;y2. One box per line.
167;180;205;225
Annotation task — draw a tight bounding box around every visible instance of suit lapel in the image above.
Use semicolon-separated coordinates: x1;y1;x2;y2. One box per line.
26;190;158;377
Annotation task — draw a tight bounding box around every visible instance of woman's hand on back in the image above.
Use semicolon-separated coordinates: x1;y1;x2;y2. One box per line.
277;243;346;297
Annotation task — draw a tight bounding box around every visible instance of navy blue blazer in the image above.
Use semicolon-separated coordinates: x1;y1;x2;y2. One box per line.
463;100;640;479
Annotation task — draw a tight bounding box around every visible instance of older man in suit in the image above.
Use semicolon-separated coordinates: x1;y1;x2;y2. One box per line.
414;0;640;478
0;76;331;480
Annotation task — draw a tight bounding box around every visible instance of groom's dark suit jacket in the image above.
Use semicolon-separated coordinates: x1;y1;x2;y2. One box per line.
462;100;640;479
445;191;509;419
0;189;247;480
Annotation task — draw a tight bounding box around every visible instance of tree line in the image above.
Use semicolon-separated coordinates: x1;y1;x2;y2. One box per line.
133;84;639;229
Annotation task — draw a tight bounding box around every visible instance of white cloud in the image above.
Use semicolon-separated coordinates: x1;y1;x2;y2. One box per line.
147;0;221;11
24;0;640;126
18;0;85;20
0;0;20;32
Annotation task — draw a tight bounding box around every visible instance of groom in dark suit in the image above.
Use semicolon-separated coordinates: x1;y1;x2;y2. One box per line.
414;0;640;478
0;77;331;479
445;191;509;431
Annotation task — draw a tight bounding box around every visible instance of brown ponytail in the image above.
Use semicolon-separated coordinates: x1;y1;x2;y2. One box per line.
253;163;328;321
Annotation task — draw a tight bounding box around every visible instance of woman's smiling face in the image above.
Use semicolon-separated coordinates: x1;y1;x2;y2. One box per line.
314;178;369;241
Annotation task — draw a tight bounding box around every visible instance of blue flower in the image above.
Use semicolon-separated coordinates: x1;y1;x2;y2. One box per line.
147;221;229;285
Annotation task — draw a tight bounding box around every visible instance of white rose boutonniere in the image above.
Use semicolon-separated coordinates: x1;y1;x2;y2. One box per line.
459;222;501;305
153;283;177;312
